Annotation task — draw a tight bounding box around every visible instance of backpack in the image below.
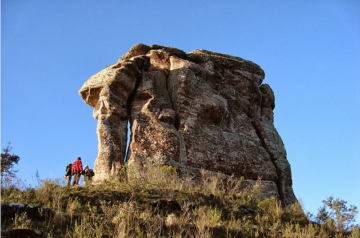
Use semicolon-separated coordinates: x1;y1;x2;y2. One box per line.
65;164;72;176
85;169;95;177
89;169;95;177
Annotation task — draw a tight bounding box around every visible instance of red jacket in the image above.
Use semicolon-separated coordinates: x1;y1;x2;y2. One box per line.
72;160;83;175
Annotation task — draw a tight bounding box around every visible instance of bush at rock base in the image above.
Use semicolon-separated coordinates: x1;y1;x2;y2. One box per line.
1;161;359;238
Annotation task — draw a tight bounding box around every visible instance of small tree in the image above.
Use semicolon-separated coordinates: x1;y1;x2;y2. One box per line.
1;142;20;184
316;196;358;232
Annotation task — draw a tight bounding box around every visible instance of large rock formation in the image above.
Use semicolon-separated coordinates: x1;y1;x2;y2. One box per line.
79;44;297;206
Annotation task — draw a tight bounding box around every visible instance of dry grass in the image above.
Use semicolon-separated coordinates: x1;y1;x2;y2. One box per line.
1;160;359;237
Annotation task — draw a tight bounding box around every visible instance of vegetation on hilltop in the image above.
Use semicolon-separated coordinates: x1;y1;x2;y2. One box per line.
1;142;20;185
1;146;359;237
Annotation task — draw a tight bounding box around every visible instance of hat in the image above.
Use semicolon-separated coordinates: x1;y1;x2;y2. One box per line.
85;165;89;168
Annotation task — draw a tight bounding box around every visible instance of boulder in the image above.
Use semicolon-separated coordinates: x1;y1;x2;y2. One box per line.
1;203;55;222
79;44;297;206
1;229;46;238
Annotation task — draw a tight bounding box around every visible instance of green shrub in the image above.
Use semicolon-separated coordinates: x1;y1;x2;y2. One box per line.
316;196;359;232
1;158;359;237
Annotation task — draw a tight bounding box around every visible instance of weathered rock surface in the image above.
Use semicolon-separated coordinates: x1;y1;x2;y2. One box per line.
1;203;54;237
1;203;55;221
1;229;47;238
79;44;297;206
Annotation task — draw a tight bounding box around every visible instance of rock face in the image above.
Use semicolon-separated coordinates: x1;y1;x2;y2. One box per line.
79;44;297;206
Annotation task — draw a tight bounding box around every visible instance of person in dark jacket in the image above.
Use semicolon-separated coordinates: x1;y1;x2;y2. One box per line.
72;157;83;186
83;165;95;185
64;163;72;186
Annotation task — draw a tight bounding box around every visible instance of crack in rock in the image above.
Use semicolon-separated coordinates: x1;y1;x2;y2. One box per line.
79;44;297;206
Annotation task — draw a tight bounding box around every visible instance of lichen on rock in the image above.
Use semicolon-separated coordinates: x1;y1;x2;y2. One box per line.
79;43;297;206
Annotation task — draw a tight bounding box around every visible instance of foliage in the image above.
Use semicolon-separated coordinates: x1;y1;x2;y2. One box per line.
13;212;32;229
1;160;359;237
1;142;20;185
316;196;358;232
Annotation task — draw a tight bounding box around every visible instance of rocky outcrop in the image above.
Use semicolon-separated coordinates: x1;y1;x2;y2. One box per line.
1;203;54;238
79;44;297;206
1;203;55;221
1;229;47;238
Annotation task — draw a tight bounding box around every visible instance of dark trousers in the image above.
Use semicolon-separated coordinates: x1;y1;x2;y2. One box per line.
72;173;81;186
66;176;72;186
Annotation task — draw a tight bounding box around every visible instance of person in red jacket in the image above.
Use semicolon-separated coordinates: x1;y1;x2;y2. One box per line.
72;157;83;186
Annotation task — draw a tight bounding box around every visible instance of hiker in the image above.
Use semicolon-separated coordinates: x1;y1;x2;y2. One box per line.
72;157;83;186
64;163;72;186
83;165;95;186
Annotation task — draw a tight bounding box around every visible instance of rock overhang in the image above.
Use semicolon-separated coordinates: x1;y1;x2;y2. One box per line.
79;44;265;107
78;43;297;207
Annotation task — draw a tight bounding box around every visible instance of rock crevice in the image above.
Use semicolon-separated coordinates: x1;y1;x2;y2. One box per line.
79;44;297;206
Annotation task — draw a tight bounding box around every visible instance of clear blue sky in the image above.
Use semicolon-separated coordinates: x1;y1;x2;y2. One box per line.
2;0;359;221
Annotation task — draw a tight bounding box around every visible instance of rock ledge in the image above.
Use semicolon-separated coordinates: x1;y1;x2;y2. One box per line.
79;44;297;206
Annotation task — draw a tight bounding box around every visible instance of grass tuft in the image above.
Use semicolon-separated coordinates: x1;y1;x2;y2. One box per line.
1;160;359;237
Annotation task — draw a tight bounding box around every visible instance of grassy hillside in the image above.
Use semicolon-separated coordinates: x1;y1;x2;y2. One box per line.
1;162;359;237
